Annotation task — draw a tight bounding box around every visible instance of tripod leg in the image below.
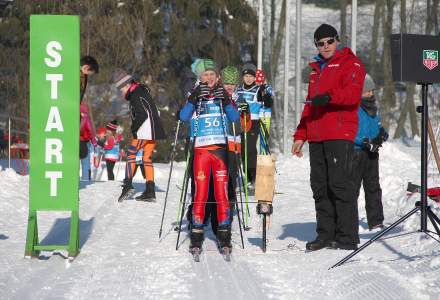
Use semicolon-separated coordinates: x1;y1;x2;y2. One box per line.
262;214;267;253
427;207;440;236
330;206;420;269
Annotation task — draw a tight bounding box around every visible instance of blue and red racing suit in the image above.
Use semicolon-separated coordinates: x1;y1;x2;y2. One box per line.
180;85;239;229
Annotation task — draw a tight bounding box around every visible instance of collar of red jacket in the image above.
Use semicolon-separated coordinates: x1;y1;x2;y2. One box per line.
309;47;355;71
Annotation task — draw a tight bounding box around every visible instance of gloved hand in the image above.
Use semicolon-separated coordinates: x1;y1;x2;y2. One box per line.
131;129;138;139
371;127;389;146
175;109;181;121
312;93;331;106
362;138;380;152
213;85;230;104
188;82;210;105
238;101;249;113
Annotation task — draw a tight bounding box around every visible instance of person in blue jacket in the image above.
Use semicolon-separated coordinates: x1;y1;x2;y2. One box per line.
179;58;240;252
353;74;388;231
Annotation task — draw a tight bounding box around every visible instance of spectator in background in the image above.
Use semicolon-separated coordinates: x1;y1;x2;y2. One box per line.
353;74;388;231
102;120;122;181
112;69;166;202
292;24;366;251
79;55;99;181
80;55;99;102
80;102;96;181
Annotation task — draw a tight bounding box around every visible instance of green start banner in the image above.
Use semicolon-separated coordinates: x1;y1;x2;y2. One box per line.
29;15;79;211
26;15;80;258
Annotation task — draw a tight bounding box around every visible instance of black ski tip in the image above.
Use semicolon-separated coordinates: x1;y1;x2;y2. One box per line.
244;226;252;231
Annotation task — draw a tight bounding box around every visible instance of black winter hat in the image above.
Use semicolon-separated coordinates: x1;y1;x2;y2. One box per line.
242;63;257;77
314;24;338;42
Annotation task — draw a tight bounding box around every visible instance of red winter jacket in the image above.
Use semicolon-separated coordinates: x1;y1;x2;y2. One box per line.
80;102;96;145
294;47;366;142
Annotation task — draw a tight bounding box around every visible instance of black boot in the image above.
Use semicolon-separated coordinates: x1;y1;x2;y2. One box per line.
305;238;333;251
118;179;134;202
216;225;232;249
135;181;156;202
190;228;204;250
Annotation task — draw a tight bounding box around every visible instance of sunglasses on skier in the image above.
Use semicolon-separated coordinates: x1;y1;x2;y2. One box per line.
315;38;336;47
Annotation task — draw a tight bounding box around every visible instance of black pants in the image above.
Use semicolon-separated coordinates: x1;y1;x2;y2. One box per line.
353;150;384;228
241;120;259;183
309;140;359;245
106;160;116;181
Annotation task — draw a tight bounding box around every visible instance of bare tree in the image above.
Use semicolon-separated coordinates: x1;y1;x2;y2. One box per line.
380;0;396;130
369;0;382;80
339;0;348;45
394;0;419;138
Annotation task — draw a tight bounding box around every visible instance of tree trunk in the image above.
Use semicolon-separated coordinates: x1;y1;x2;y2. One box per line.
269;0;286;148
339;0;348;45
270;0;285;81
380;0;396;130
369;1;381;80
426;0;440;34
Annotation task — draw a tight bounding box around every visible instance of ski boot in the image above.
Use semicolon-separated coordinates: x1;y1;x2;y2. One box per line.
217;225;232;261
118;179;135;202
135;181;156;202
305;238;333;251
189;228;204;262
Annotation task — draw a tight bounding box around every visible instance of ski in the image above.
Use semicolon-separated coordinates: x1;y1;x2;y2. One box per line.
190;247;201;262
220;247;231;261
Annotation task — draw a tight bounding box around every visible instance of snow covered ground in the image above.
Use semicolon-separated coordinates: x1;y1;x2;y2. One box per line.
1;140;440;299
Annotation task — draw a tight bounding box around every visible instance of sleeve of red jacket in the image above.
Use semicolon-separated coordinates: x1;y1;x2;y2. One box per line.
327;59;366;106
293;103;310;141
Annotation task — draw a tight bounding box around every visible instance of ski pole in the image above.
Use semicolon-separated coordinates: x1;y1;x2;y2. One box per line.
174;137;191;230
243;113;250;224
159;120;181;239
259;119;271;154
232;122;245;249
176;101;202;250
219;100;245;248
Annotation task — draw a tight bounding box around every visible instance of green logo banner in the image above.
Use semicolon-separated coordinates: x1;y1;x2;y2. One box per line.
29;15;79;211
26;15;80;258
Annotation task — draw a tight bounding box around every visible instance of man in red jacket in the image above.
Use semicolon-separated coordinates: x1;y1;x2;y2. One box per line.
292;24;366;251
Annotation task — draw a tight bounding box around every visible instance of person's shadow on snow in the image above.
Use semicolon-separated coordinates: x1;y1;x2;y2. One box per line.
278;222;316;242
0;234;8;240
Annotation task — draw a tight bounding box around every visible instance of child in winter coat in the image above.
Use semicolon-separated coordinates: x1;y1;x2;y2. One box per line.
103;120;121;181
112;69;166;202
353;74;388;231
235;63;273;191
180;59;239;253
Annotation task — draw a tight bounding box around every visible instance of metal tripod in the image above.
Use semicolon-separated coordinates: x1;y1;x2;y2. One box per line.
331;83;440;269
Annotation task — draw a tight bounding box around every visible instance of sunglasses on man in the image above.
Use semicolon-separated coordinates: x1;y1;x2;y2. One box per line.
315;37;336;47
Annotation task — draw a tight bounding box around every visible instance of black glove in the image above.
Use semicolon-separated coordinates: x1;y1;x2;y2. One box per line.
238;101;249;113
214;86;229;102
131;129;138;139
362;138;380;152
188;82;210;105
175;109;181;121
312;93;331;106
371;127;389;146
